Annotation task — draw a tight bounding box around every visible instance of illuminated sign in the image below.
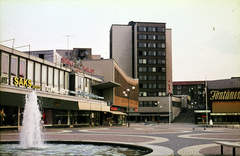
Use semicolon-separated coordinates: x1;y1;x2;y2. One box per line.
210;90;240;101
69;90;104;100
61;58;94;74
13;77;41;89
0;76;8;84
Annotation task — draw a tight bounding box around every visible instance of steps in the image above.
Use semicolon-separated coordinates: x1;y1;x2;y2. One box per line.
173;109;195;123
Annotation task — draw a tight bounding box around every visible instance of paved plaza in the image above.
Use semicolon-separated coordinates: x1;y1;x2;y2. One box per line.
1;123;240;155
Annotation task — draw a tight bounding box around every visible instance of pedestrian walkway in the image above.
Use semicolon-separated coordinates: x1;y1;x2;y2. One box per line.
0;123;240;155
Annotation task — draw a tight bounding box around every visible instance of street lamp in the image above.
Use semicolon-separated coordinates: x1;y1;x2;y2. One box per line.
155;102;162;124
123;86;135;127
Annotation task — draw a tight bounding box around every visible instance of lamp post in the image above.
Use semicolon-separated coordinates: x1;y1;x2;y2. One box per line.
123;86;135;127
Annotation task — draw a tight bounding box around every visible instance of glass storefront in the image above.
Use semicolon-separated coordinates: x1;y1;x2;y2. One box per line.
53;109;68;125
0;106;18;126
42;109;53;125
73;111;90;125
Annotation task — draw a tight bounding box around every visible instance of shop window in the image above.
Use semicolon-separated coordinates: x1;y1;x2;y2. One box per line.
74;112;89;124
42;109;52;125
0;106;18;126
19;59;26;78
54;109;68;124
11;56;18;76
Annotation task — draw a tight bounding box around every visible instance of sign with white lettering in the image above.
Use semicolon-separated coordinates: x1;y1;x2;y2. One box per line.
45;86;69;95
69;90;104;100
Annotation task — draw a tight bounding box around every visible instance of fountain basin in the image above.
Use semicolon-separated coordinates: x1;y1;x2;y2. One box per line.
0;140;153;155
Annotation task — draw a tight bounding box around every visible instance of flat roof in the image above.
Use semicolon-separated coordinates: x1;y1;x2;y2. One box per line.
91;81;120;90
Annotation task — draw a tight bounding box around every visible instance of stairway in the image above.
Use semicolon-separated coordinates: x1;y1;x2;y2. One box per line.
173;109;195;123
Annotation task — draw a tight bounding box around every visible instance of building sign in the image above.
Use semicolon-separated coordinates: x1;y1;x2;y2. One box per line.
61;58;94;74
69;90;104;100
110;107;120;111
210;90;240;101
13;77;41;89
54;100;61;106
45;86;69;95
0;76;8;84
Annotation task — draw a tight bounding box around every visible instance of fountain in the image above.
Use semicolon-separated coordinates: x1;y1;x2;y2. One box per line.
0;91;152;155
20;90;43;148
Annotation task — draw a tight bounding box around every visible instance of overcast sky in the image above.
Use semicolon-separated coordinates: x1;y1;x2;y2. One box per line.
0;0;239;81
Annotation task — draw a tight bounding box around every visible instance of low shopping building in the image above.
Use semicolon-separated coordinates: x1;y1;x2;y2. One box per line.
207;77;240;124
0;45;123;129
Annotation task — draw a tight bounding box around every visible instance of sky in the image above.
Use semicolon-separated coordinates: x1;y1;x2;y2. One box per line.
0;0;239;81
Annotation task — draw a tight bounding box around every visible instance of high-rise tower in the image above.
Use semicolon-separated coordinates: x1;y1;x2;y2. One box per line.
110;21;173;122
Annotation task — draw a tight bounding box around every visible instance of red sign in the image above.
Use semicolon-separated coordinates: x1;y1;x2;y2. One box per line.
83;66;94;74
61;58;73;66
134;108;138;112
61;58;94;74
110;107;118;111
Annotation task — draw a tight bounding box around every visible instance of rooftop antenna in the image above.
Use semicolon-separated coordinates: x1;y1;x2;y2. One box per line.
0;39;15;50
62;35;75;51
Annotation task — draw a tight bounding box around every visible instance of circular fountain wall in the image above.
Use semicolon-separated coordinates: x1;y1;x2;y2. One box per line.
0;142;152;155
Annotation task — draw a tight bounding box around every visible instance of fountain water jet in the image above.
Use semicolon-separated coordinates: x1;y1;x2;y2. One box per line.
20;90;43;148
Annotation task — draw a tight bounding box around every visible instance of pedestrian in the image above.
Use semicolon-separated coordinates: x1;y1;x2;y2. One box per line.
128;121;130;127
157;119;160;125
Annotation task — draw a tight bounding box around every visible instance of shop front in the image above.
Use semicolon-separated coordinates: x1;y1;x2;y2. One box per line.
209;89;240;124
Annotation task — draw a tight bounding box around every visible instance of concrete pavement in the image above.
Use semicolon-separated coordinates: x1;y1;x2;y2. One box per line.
1;122;240;155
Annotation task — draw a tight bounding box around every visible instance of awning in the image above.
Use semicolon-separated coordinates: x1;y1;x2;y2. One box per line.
91;81;120;90
109;111;127;115
129;113;169;116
